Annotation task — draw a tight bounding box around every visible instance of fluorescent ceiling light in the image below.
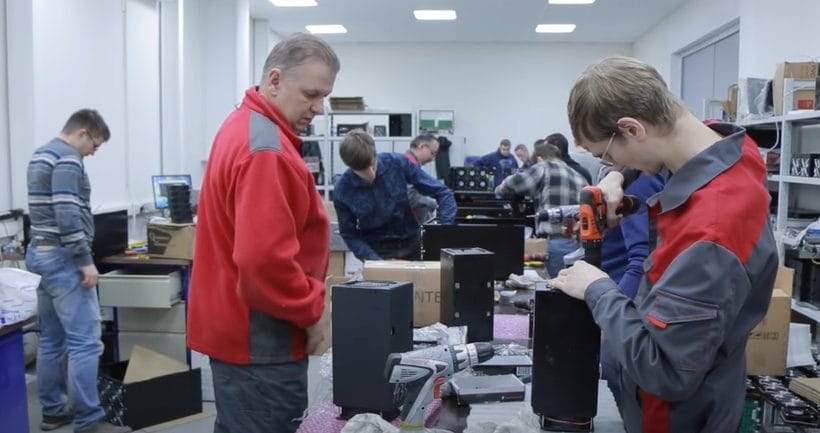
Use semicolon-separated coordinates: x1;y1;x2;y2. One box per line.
535;24;576;33
270;0;317;6
305;24;347;34
413;10;457;20
549;0;595;4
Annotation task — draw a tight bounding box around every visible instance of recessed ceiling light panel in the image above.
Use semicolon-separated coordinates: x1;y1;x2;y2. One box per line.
535;24;576;33
413;10;457;20
270;0;317;6
305;24;348;34
549;0;595;4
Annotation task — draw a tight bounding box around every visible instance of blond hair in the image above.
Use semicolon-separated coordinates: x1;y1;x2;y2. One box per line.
567;56;685;143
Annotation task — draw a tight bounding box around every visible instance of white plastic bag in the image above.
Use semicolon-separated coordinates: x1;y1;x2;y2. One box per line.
0;268;40;326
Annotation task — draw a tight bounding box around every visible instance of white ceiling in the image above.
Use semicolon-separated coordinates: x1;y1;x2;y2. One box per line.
248;0;691;43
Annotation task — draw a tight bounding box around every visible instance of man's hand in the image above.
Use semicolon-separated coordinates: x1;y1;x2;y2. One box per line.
548;260;608;300
305;322;326;355
80;264;99;288
598;171;625;228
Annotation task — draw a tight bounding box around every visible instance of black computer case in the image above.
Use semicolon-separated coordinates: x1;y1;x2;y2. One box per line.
531;284;599;431
332;280;413;419
440;247;495;343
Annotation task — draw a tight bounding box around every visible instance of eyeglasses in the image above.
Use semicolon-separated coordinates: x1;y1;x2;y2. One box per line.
423;142;439;157
86;130;102;150
599;132;616;167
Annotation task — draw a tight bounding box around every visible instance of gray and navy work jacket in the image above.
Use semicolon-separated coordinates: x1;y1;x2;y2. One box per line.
585;123;777;432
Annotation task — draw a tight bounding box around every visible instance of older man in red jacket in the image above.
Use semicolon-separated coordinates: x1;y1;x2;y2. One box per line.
187;33;339;433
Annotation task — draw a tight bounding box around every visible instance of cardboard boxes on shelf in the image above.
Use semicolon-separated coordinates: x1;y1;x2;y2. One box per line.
773;62;819;115
745;266;794;376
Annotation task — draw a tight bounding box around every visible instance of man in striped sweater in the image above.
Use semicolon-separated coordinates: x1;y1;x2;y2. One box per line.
26;109;131;433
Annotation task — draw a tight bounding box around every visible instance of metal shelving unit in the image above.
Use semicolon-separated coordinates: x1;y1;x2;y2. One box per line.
740;79;820;323
305;109;416;200
738;78;820;264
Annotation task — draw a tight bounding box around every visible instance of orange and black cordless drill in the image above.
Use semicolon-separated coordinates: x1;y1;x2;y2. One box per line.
537;185;640;267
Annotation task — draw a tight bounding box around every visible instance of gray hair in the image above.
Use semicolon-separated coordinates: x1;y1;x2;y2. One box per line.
260;33;340;82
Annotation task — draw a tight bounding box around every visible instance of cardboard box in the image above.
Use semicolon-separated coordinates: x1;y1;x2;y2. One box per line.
722;84;738;122
746;266;794;376
363;261;441;327
329;251;345;277
816;77;820;113
98;346;202;430
773;62;818;115
118;331;187;364
525;238;546;256
147;219;195;259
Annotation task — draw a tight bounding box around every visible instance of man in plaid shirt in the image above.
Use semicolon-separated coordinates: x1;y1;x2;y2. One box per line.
495;143;588;277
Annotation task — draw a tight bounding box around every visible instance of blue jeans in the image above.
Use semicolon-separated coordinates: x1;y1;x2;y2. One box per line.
547;237;579;278
211;357;308;433
26;246;105;429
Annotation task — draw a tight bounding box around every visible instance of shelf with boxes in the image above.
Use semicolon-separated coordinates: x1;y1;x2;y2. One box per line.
741;79;820;329
739;78;820;265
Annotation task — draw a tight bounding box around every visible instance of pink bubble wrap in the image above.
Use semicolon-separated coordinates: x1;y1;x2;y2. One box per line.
296;399;442;433
492;314;529;340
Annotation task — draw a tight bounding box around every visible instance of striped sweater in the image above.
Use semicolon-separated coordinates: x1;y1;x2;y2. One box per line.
27;138;94;266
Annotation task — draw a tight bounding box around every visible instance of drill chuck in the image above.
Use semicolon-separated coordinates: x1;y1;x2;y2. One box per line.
538;195;641;225
541;205;580;224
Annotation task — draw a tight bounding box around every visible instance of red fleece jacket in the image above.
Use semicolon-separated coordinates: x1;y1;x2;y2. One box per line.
187;87;329;364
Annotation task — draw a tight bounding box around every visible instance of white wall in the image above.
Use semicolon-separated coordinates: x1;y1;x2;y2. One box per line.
0;0;255;214
634;0;820;95
0;0;10;210
180;0;206;185
251;19;270;85
125;0;162;209
633;0;739;90
329;42;631;156
7;0;138;212
201;0;251;164
737;0;820;79
160;0;183;176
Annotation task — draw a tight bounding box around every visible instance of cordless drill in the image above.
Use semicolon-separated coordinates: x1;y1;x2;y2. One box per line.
537;185;640;266
384;342;495;433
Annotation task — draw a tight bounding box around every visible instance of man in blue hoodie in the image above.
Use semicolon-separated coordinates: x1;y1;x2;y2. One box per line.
474;138;519;188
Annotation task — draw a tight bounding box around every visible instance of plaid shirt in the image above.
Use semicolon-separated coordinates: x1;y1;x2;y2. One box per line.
498;159;588;234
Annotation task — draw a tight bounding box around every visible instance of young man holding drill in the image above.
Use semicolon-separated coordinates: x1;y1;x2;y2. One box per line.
550;56;777;432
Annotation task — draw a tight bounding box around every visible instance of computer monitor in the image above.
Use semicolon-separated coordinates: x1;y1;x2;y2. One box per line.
151;175;192;210
92;209;128;259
